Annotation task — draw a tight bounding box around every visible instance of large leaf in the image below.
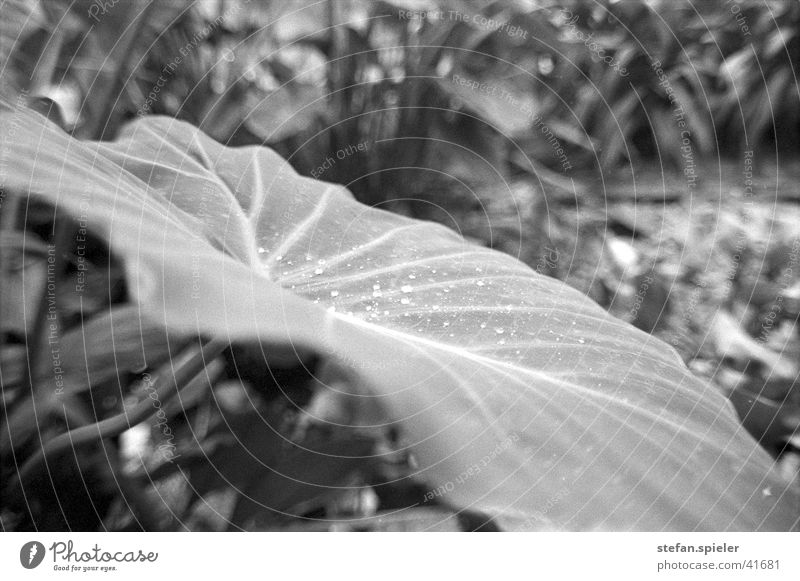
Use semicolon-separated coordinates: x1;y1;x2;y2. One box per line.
2;106;798;531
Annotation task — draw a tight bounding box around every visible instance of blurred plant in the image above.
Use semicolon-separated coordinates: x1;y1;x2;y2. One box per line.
2;0;800;531
713;0;800;153
0;0;199;137
4;0;795;199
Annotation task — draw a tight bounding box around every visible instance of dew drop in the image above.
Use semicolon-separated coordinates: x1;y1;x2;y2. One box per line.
495;328;505;334
400;297;411;305
401;285;413;293
257;247;266;254
476;281;485;287
330;290;339;298
408;274;416;279
314;268;324;275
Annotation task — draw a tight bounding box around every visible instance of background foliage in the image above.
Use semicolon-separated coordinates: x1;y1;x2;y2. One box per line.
1;0;799;531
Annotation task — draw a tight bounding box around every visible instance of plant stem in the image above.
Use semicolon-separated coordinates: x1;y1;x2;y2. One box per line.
23;214;72;406
9;337;229;493
86;0;154;139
